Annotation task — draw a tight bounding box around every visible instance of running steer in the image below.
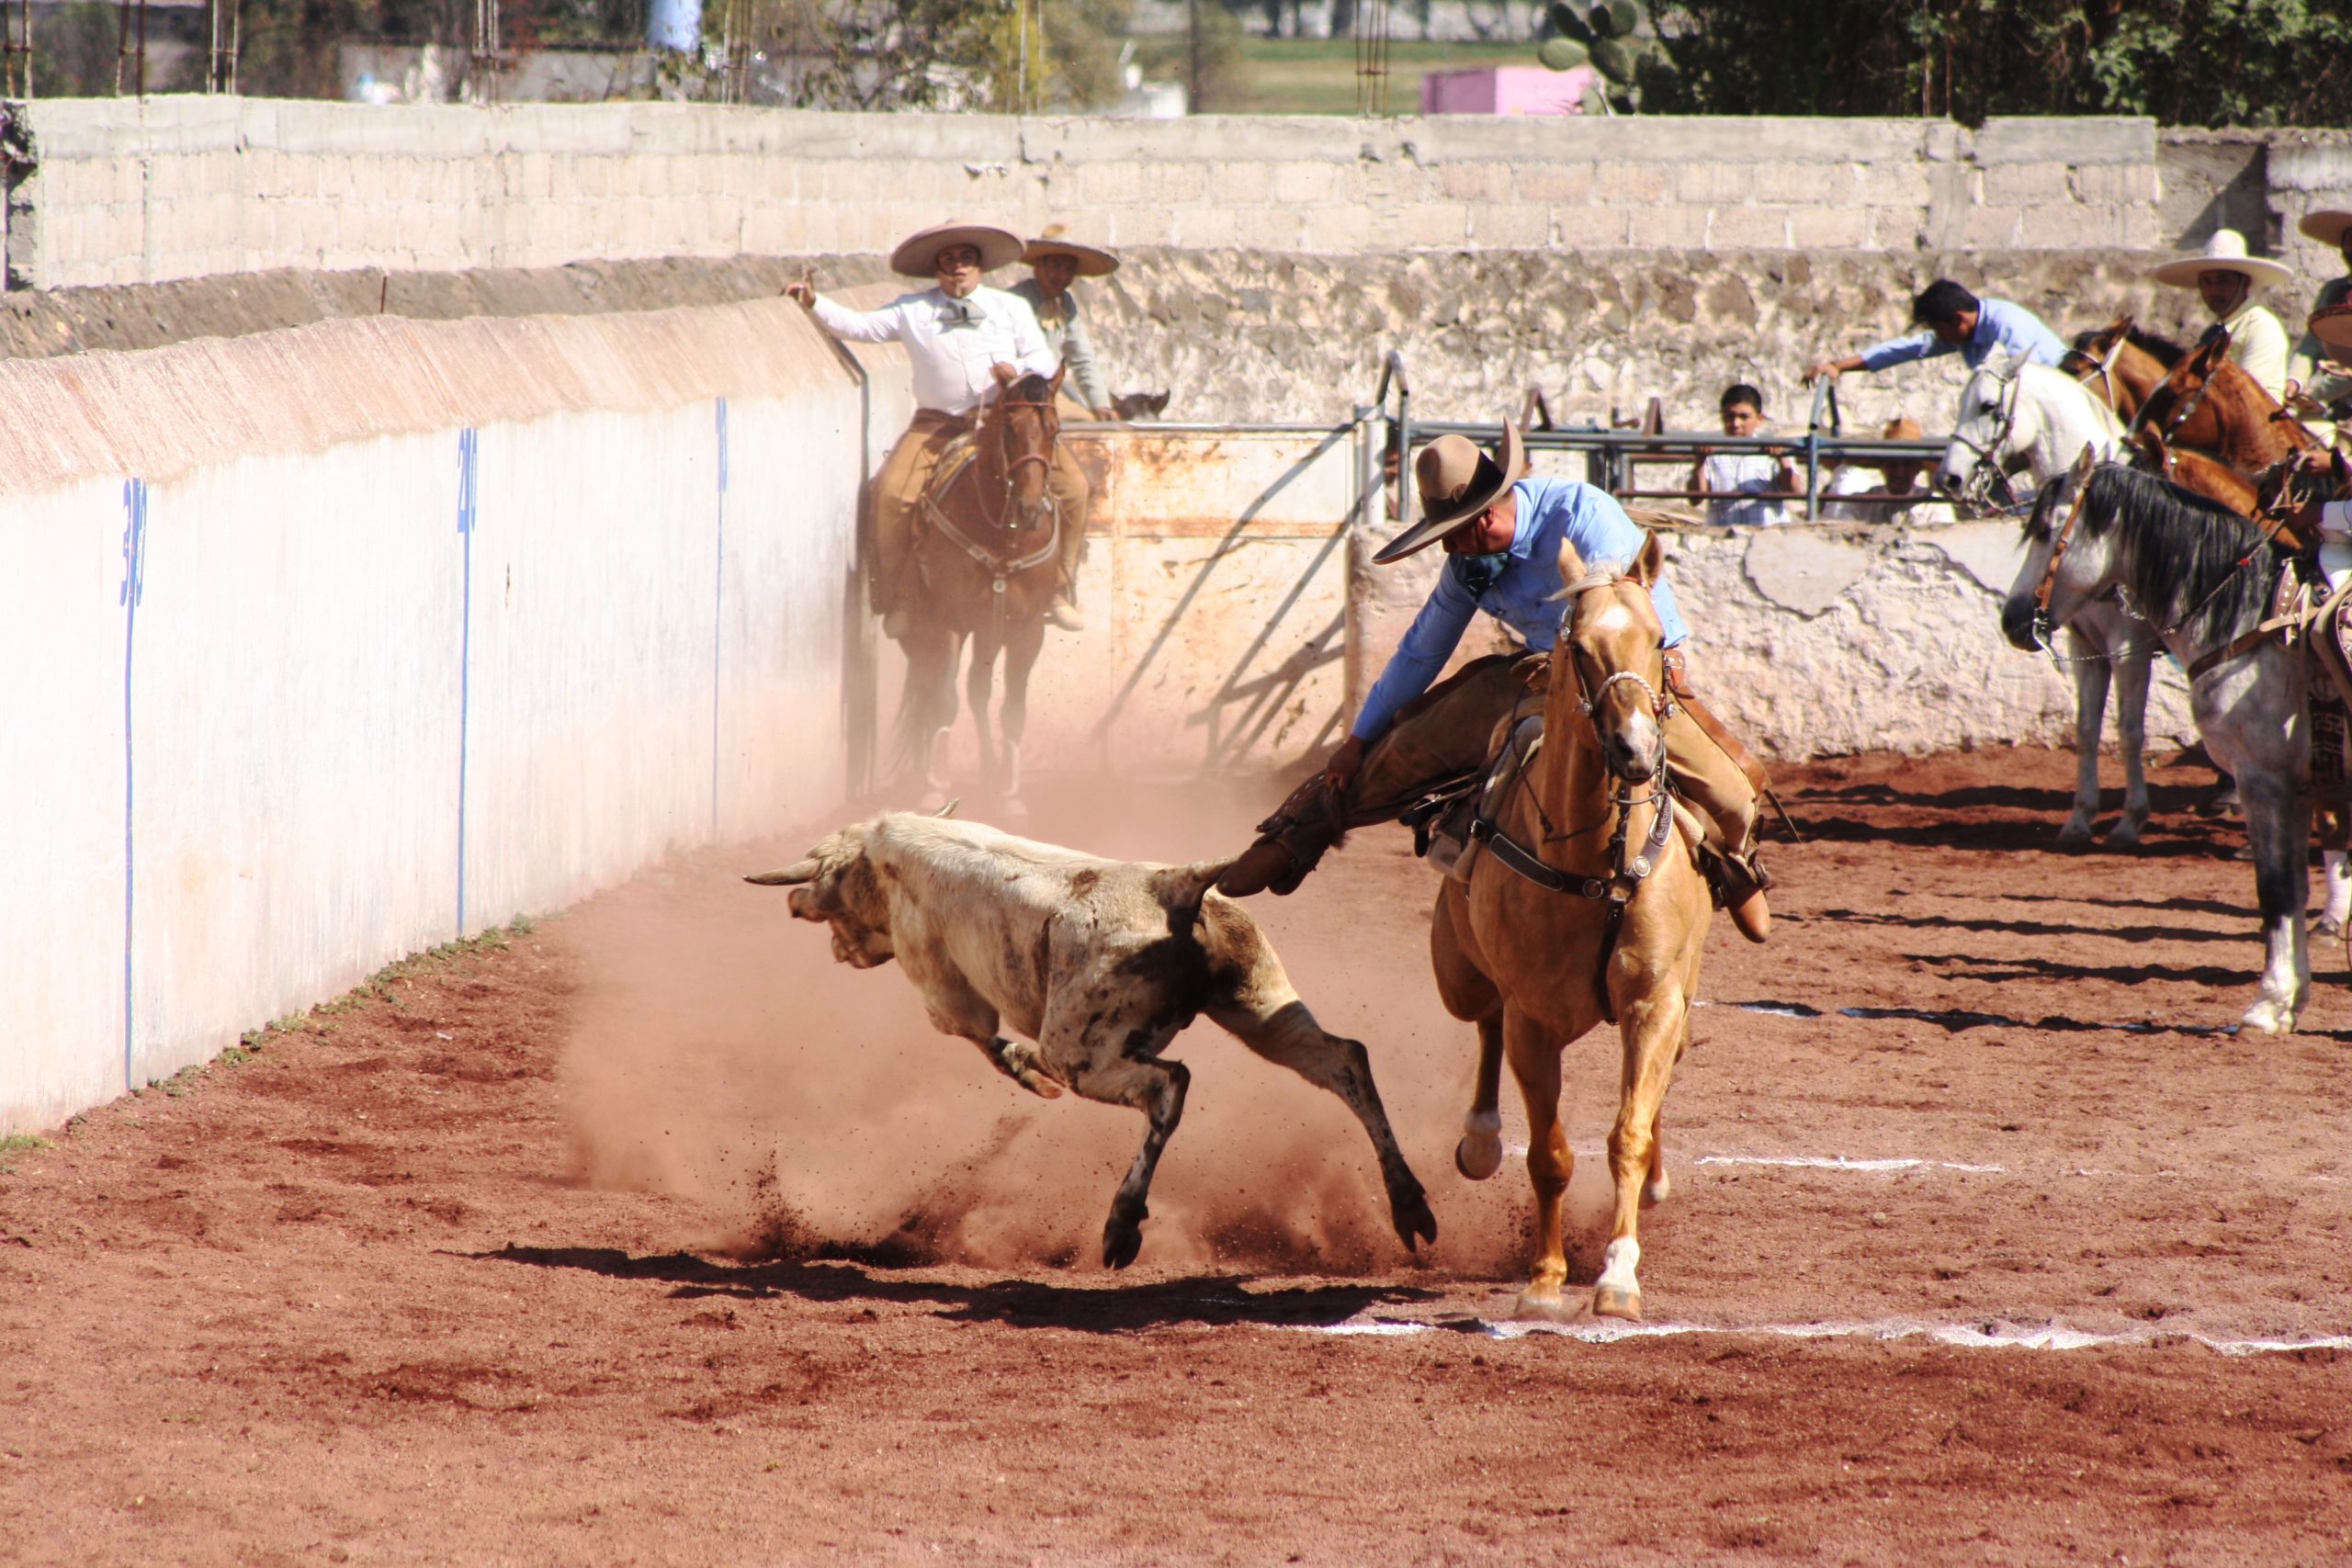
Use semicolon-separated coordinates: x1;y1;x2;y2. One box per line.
747;810;1437;1268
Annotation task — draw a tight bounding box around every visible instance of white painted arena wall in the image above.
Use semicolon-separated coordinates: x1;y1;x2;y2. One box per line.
0;300;912;1134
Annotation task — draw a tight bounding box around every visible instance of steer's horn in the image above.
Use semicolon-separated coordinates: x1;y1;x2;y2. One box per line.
743;859;821;886
932;798;960;818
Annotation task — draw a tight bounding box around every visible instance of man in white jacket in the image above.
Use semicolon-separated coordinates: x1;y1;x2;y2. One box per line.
2150;229;2292;402
786;220;1092;637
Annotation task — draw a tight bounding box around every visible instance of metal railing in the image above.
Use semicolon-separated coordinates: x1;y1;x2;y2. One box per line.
1374;353;1952;524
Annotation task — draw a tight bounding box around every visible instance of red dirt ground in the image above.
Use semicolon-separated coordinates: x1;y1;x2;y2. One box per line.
4;745;2350;1566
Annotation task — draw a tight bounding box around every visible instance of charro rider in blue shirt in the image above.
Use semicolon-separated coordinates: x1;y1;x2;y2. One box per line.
1803;278;2067;386
1217;419;1774;942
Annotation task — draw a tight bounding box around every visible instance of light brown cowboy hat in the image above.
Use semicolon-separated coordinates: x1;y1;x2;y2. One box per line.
1023;226;1119;277
1374;422;1530;565
2312;302;2352;357
2150;228;2293;289
2298;209;2352;250
888;220;1023;279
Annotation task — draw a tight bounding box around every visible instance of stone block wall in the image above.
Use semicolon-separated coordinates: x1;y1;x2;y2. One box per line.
0;96;2169;290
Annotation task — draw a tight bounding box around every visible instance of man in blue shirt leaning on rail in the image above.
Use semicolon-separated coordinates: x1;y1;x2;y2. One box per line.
1802;278;2067;386
1217;420;1774;943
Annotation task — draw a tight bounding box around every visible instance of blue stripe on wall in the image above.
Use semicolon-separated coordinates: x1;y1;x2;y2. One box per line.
119;479;148;1091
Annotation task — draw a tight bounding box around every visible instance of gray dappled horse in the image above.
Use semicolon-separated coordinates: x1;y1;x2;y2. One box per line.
1939;354;2149;847
2003;464;2312;1033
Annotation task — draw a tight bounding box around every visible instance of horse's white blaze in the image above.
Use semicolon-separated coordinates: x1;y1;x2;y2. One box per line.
1597;1235;1640;1293
2322;850;2348;926
1586;601;1635;634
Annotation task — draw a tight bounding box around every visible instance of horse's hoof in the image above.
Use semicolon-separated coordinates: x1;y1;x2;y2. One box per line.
1643;1168;1672;1207
2238;999;2299;1035
1454;1131;1504;1182
1506;1289;1581;1324
2105;823;2144;851
2316;913;2344;939
1390;1184;1438;1252
2055;820;2094;846
1592;1284;1643;1322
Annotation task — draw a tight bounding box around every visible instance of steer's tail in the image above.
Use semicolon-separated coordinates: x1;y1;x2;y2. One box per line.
1146;858;1238;940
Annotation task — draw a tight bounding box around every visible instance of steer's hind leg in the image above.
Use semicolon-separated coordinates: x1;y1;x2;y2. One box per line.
1206;994;1438;1253
1069;1051;1189;1269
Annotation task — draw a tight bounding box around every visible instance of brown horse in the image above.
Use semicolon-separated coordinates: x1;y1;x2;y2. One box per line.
2066;317;2185;431
894;367;1069;817
1434;533;1713;1323
2134;331;2322;476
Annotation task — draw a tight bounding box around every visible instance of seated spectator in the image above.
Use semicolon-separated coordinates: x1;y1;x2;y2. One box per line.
1818;417;1954;525
1690;384;1795;526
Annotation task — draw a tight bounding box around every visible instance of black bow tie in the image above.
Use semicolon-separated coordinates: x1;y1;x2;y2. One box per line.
936;299;980;331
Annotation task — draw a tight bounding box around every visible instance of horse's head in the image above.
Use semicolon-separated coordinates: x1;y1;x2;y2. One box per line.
2064;315;2132;378
988;367;1064;528
1938;355;2030;511
1551;533;1671;784
2000;457;2116;652
2135;330;2232;445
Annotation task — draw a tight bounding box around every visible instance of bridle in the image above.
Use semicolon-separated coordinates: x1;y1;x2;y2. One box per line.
2025;448;2102;649
2063;330;2130;416
917;384;1064;603
1946;367;2028;517
1467;573;1679;919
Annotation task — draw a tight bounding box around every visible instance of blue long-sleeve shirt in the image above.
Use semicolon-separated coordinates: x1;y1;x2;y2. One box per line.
1351;476;1688;741
1857;297;2067;374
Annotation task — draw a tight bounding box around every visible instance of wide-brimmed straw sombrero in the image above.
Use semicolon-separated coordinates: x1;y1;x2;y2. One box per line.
2150;228;2293;289
1023;227;1119;277
2300;210;2352;251
1374;422;1529;565
888;221;1023;279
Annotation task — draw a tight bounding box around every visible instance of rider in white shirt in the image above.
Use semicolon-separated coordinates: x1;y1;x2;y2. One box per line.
787;220;1091;637
2150;229;2293;402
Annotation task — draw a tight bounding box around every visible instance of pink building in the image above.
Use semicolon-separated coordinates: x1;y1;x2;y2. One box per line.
1419;65;1593;115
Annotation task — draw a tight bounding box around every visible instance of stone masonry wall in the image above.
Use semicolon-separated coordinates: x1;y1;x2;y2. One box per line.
0;97;2163;290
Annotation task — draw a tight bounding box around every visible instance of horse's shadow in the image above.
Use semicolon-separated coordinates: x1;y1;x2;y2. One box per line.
468;1245;1443;1334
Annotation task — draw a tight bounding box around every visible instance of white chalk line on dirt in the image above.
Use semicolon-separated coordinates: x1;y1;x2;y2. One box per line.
1289;1317;2352;1356
1499;1144;2007;1174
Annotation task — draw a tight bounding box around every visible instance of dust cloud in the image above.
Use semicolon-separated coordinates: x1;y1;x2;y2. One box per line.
559;774;1630;1281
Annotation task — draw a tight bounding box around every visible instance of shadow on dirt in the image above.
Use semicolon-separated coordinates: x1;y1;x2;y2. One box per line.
1791;814;2234;857
1812;907;2250;944
469;1245;1445;1333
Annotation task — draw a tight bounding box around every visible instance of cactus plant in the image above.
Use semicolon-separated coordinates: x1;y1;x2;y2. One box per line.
1538;0;1679;110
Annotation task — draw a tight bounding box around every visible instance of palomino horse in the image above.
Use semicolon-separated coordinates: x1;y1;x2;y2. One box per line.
1434;533;1712;1322
2003;464;2312;1032
1937;354;2154;846
894;367;1069;818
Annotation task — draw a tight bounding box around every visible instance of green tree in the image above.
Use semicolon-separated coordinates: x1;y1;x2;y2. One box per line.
1646;0;2352;126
